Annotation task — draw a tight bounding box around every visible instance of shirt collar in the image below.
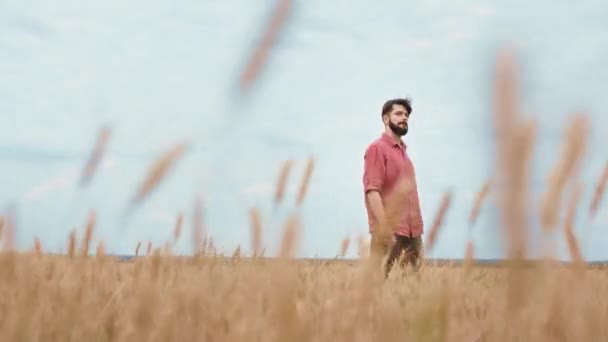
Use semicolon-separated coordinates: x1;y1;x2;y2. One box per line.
381;132;407;149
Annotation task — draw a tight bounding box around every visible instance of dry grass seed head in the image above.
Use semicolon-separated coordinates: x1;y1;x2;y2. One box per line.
339;237;350;257
96;241;105;257
68;230;77;258
469;180;492;227
274;159;293;206
135;242;142;256
232;245;241;261
296;156;316;207
564;181;585;269
492;49;537;316
173;212;184;242
1;207;16;251
540;113;589;232
357;235;369;259
34;237;43;257
425;191;452;252
192;195;205;254
79;125;111;187
464;239;475;271
279;213;300;259
589;161;608;219
81;210;96;257
130;142;188;207
239;0;293;92
249;207;262;256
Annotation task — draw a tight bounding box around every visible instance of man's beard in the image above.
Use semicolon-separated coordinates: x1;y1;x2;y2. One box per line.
389;121;408;136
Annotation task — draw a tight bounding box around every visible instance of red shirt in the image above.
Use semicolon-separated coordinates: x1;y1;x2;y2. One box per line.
363;132;424;237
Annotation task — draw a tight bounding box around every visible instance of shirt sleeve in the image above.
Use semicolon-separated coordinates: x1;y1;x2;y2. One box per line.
363;144;385;193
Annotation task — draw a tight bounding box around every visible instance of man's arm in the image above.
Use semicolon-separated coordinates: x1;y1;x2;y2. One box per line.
363;144;386;230
366;190;385;228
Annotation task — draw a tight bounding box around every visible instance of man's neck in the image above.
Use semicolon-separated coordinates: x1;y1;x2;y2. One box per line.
384;130;402;144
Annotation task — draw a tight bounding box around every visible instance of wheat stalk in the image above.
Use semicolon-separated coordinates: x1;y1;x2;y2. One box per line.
425;191;452;253
464;239;475;272
357;235;369;259
589;161;608;219
129;142;188;208
81;210;96;257
274;160;293;206
173;212;184;243
296;156;316;207
492;49;537;319
338;237;350;257
96;241;105;257
249;207;262;257
469;180;491;227
79;125;111;187
33;237;43;257
192;195;205;255
68;230;76;258
564;182;585;268
540;113;589;232
232;245;241;261
278;213;300;259
239;0;293;93
1;206;16;251
135;242;141;256
146;241;152;256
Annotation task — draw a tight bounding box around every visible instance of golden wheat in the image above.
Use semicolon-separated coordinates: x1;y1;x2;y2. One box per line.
129;142;188;208
540;113;589;232
274;159;293;206
425;191;452;253
338;237;350;257
192;195;205;254
589;161;608;219
469;179;491;227
249;207;263;257
79;125;111;187
296;156;315;207
81;210;96;257
173;212;184;243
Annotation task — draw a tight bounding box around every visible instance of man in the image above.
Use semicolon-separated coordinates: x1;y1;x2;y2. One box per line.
362;97;424;278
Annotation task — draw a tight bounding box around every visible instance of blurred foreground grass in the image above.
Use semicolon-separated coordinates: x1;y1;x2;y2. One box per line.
1;254;607;341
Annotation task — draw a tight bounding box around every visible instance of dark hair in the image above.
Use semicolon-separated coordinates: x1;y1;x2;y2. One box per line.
381;97;412;117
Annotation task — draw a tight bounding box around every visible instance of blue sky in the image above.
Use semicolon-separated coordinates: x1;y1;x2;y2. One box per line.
1;0;607;259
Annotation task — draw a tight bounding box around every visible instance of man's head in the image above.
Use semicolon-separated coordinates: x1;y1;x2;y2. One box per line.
381;97;412;137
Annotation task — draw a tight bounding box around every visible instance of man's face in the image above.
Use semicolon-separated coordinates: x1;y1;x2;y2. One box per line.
384;104;409;136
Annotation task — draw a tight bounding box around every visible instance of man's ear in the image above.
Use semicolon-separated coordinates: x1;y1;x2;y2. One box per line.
382;115;388;125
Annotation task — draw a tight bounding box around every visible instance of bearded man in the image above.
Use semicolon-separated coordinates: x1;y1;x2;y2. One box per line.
362;97;424;277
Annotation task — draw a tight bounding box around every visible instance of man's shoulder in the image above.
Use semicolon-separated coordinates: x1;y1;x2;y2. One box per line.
365;137;386;152
367;137;384;150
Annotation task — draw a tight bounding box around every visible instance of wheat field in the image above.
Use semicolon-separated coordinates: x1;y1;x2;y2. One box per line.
1;253;608;341
1;47;608;341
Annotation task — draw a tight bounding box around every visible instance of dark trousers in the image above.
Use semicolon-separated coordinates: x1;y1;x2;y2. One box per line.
370;233;424;278
384;234;423;278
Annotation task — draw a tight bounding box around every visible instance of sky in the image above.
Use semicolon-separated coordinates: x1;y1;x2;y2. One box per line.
1;0;607;259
